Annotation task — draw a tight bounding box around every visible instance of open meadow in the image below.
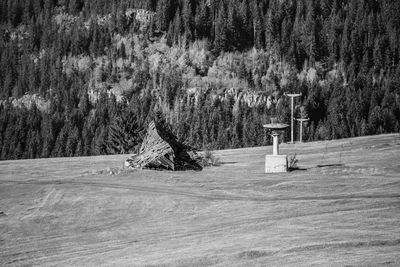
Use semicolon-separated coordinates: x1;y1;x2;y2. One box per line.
1;134;400;266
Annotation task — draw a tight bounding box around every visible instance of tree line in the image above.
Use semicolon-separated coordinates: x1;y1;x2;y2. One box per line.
0;0;399;160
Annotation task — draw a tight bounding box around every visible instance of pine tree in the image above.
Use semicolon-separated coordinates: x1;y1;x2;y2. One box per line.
195;1;211;39
65;126;80;157
253;3;264;49
172;9;182;46
303;0;317;64
106;110;142;154
156;0;172;32
213;4;228;54
52;124;69;158
183;0;195;43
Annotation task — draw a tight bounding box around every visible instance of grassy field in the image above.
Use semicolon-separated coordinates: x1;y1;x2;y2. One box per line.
1;134;400;266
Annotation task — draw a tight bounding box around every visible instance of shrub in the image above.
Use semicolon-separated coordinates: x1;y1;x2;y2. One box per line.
288;153;298;171
200;150;220;167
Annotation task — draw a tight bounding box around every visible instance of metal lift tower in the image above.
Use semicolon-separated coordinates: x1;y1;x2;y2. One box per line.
285;93;302;144
296;118;310;143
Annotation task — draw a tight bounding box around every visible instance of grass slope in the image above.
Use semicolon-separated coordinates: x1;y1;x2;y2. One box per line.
1;134;400;266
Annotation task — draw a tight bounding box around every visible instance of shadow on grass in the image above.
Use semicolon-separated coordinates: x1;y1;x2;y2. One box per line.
288;167;308;172
218;162;238;165
317;164;344;168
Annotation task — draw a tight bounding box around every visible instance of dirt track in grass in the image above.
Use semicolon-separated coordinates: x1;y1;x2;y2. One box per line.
1;134;400;266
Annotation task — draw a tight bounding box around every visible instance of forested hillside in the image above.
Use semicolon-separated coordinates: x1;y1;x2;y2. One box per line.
0;0;399;160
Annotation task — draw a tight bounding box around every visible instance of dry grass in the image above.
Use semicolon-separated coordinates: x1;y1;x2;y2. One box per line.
0;134;400;266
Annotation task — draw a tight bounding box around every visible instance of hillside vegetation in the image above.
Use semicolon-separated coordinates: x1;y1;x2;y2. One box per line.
0;0;400;160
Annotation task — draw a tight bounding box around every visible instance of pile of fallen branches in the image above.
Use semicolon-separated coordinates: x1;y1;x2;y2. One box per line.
125;121;203;171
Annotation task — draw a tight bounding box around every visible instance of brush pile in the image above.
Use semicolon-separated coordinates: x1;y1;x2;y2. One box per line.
125;121;203;171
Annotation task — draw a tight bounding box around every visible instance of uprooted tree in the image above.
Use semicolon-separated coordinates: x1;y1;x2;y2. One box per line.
125;121;203;171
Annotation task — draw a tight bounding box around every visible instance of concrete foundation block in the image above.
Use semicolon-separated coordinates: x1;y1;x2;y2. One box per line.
265;155;288;173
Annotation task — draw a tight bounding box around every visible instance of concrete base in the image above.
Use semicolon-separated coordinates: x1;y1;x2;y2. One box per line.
265;155;288;173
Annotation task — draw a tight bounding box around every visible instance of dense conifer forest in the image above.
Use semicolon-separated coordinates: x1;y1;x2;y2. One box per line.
0;0;399;160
